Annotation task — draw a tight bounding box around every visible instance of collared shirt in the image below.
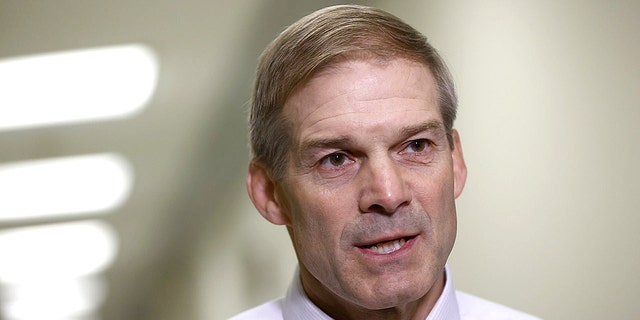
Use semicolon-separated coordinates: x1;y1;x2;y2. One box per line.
230;266;541;320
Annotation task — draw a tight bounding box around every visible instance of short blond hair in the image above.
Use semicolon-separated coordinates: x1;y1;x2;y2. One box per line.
250;5;457;180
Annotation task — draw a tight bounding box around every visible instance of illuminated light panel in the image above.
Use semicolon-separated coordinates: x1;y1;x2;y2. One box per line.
0;153;132;221
0;220;118;284
1;276;107;319
0;44;158;131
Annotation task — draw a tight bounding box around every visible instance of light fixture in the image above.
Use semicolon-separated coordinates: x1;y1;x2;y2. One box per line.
0;153;133;222
1;275;107;319
0;220;118;284
0;44;158;131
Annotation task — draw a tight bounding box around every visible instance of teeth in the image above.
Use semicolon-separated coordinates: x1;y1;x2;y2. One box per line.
368;238;406;254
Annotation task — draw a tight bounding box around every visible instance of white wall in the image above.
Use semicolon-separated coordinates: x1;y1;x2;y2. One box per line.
398;2;640;319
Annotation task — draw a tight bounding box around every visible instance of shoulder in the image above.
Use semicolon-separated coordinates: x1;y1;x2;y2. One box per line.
228;298;284;320
456;291;541;320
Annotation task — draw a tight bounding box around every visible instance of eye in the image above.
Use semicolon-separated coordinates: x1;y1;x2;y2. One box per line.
406;139;431;153
321;152;350;167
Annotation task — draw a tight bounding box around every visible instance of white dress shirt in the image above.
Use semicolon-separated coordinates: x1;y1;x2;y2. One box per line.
230;266;540;320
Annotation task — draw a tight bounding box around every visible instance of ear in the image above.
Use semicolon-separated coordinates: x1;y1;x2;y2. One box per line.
451;129;467;199
246;159;291;225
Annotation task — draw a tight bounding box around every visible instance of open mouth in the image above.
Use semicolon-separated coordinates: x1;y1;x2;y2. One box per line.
359;236;413;255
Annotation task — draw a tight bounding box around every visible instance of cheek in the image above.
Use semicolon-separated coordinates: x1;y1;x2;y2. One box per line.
286;189;345;252
285;185;358;274
412;170;458;235
412;168;455;208
434;178;458;251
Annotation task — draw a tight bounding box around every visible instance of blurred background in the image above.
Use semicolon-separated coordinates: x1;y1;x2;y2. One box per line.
0;1;638;319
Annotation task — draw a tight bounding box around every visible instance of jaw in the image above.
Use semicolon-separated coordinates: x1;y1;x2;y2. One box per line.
298;259;446;320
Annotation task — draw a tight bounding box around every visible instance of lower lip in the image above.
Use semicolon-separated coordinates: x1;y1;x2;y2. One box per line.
356;236;418;261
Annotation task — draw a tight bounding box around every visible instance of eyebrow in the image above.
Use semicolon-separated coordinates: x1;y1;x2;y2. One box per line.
298;136;353;156
297;120;445;156
398;120;445;139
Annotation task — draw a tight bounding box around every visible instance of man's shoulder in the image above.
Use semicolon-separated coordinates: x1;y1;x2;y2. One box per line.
228;298;284;320
455;290;541;320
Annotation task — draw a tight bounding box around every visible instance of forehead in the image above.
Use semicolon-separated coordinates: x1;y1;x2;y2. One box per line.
283;58;440;140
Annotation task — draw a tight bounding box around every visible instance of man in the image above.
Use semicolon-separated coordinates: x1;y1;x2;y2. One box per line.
233;5;539;320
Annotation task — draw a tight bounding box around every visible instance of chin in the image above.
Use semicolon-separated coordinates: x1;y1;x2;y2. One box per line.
351;277;430;310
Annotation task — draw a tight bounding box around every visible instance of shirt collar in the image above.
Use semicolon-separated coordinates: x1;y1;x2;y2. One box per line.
282;265;460;320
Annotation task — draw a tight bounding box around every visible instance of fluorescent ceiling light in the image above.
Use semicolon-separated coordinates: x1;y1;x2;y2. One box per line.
1;276;107;319
0;220;118;284
0;44;158;131
0;153;132;221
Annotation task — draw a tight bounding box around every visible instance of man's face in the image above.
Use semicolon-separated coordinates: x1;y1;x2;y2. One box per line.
257;58;466;311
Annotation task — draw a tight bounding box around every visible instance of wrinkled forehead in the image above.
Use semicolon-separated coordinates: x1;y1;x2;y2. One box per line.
282;58;440;148
282;51;433;110
284;57;438;120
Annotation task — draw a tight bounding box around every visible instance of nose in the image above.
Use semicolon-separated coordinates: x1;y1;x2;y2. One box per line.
358;156;411;214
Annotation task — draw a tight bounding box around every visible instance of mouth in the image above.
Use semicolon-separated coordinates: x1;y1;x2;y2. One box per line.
357;236;415;255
